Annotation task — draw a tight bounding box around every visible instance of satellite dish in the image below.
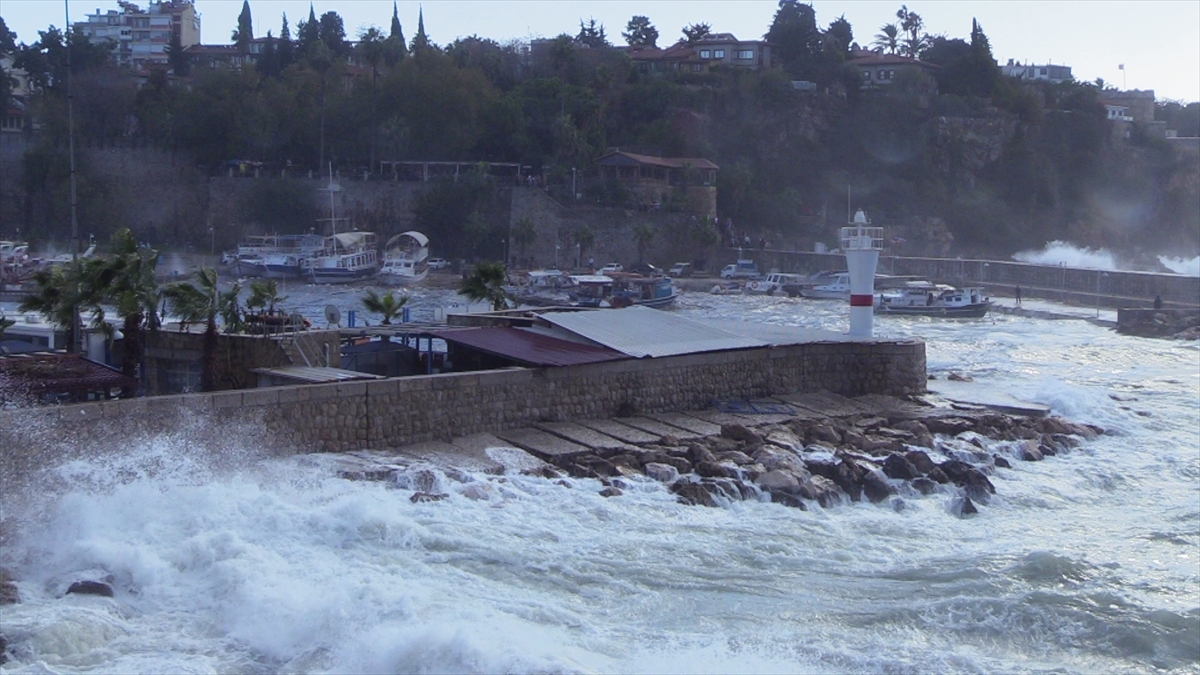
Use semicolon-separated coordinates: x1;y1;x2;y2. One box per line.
324;304;341;328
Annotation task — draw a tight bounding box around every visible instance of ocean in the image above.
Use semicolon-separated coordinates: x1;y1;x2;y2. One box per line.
1;285;1197;674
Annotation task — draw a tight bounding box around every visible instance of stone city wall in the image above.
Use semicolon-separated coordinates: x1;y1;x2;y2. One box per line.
0;340;925;469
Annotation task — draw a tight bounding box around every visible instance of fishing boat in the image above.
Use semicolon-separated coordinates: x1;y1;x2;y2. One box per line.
303;232;379;284
508;269;576;307
570;273;678;309
223;234;324;279
378;231;430;286
800;272;852;300
875;280;992;318
744;272;806;296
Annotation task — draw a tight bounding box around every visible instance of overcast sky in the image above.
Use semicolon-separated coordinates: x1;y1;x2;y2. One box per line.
4;0;1198;101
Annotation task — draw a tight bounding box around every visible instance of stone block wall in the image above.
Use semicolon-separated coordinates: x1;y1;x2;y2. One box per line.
0;340;925;471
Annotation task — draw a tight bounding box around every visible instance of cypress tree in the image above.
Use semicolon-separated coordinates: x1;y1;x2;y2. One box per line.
233;0;253;52
277;13;294;68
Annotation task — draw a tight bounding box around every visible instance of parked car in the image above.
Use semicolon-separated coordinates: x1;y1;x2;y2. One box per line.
427;258;450;270
668;262;692;277
598;263;623;274
720;257;760;279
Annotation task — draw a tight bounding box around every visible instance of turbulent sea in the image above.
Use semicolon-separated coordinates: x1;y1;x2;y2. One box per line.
1;283;1198;674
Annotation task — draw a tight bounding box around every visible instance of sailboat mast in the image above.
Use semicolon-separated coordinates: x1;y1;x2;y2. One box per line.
328;162;336;236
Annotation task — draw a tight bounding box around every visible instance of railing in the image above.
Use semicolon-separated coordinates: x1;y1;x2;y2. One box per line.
839;226;884;251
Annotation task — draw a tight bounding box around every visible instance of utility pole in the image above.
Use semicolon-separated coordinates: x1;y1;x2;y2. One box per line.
66;0;81;354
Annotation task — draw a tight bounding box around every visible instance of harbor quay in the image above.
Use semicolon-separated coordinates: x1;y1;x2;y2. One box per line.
0;338;926;479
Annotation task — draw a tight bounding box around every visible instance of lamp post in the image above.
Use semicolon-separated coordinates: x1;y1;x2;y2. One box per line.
555;244;560;270
1096;271;1108;317
571;167;577;200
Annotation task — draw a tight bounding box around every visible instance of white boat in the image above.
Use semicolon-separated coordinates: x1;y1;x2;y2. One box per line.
508;269;576;307
744;272;806;296
378;231;430;286
569;273;678;309
800;272;852;300
223;234;325;279
303;232;379;284
875;280;992;318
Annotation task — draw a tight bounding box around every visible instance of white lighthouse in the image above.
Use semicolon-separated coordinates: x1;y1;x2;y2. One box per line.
841;209;883;338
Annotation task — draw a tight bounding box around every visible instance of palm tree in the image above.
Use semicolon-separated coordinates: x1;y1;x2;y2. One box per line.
247;279;287;315
92;228;161;396
459;261;511;311
633;223;655;263
361;289;408;325
163;268;237;391
0;315;14;340
872;24;899;54
18;258;108;352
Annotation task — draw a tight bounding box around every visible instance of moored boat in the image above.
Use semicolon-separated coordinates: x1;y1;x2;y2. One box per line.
303;232;379;284
875;280;992;318
570;273;677;309
745;272;806;296
378;231;430;286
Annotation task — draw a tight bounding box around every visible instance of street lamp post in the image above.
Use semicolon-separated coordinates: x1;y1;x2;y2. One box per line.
555;244;560;270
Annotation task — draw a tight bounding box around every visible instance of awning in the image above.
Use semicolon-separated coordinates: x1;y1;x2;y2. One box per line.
428;327;629;367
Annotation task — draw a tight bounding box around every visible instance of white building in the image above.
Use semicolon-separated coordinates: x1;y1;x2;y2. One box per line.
1000;59;1073;84
76;0;200;71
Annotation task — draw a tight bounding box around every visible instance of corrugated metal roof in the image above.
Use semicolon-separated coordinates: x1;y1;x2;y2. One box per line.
0;352;138;393
538;306;767;358
250;366;385;383
429;327;628;367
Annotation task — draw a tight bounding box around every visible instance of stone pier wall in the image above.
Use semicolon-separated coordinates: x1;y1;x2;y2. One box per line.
0;340;925;469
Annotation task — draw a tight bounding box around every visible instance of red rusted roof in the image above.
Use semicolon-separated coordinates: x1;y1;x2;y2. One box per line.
428;327;629;367
0;352;138;395
595;149;719;171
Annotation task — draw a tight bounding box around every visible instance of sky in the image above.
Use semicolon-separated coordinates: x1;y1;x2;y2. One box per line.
3;0;1198;102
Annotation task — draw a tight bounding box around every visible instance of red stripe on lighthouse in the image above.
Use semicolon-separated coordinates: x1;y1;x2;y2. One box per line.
850;294;874;307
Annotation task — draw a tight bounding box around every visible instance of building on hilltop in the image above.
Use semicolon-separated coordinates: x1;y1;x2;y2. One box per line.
626;33;775;75
1098;90;1156;124
999;59;1073;84
846;51;938;88
595;149;719;218
76;0;200;71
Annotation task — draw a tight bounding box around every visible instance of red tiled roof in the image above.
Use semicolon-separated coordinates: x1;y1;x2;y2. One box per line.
428;327;628;367
0;352;137;395
595;149;719;171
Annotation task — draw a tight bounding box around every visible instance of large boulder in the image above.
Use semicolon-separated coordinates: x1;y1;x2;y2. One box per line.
882;454;921;480
798;475;843;507
1017;440;1044;462
757;469;802;494
861;469;894;503
66;580;114;598
716;450;755;465
903;450;936;474
696;460;740;479
753;446;808;474
671;480;718;507
721;424;762;444
807;424;842;445
687;444;718;466
924;417;976;436
643;462;680;483
0;569;19;605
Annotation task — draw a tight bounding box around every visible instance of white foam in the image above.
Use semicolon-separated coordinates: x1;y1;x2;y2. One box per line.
1013;241;1117;270
1158;255;1200;276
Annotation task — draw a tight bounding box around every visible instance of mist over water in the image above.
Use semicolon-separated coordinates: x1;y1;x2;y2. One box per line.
1;292;1198;673
1159;256;1200;277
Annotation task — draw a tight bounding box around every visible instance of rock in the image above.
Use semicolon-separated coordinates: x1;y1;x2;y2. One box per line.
948;372;973;382
460;483;494;501
752;446;808;474
555;479;572;488
924;417;975;435
939;460;996;494
807;424;842;445
410;492;449;503
1051;433;1082;449
1036;417;1071;434
770;492;808;509
768;427;806;451
643;462;679;483
716;450;755;465
993;454;1012;469
671;480;718;507
705;478;754;502
66;580;114;598
860;435;900;454
599;487;623;498
841;429;867;449
696;460;740;479
575;454;621;477
615;465;642;479
927;466;950;484
721;424;762;443
757;469;801;494
1018;440;1044;462
882;454;921;480
688;444;718;466
608;453;641;469
951;495;978;517
0;569;19;605
522;465;562;479
408;469;439;493
799;475;842;508
657;455;693;475
903;450;936;474
861;470;894;503
892;419;931;437
660;434;681;446
911;477;939;495
1038;438;1059;457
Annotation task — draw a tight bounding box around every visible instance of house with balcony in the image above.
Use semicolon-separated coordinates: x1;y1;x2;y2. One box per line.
627;33;774;75
846;51;939;88
595;149;719;218
76;0;200;71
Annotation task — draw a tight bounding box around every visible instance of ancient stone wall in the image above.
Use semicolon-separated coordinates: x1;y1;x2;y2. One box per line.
0;340;925;464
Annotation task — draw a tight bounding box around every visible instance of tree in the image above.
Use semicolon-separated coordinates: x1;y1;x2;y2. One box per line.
360;289;408;324
246;278;287;315
297;4;320;55
766;0;823;79
277;14;295;69
387;1;407;64
895;5;928;58
18;260;106;352
410;7;432;54
633;222;655;262
623;16;658;48
162;268;234;392
0;17;16;111
825;15;853;57
0;315;14;340
318;11;347;56
358;27;388;166
459;261;510;311
576;19;609;49
93;228;161;395
682;23;712;45
873;24;900;54
233;0;253;52
512;217;536;259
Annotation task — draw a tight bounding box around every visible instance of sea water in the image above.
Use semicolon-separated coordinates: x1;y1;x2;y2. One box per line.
1;288;1197;674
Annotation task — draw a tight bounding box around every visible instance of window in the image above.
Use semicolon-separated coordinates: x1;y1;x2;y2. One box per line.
861;70;871;80
691;63;703;72
699;50;710;59
878;70;886;80
736;49;754;59
888;70;895;80
713;49;725;59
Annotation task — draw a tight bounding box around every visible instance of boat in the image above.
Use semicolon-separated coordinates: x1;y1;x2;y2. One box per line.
875;280;992;318
302;232;379;284
508;269;576;307
800;272;852;300
744;272;806;296
378;231;430;286
570;273;678;309
222;234;325;279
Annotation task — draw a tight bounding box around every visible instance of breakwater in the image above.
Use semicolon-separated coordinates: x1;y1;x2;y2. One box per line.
0;339;924;477
725;250;1200;308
